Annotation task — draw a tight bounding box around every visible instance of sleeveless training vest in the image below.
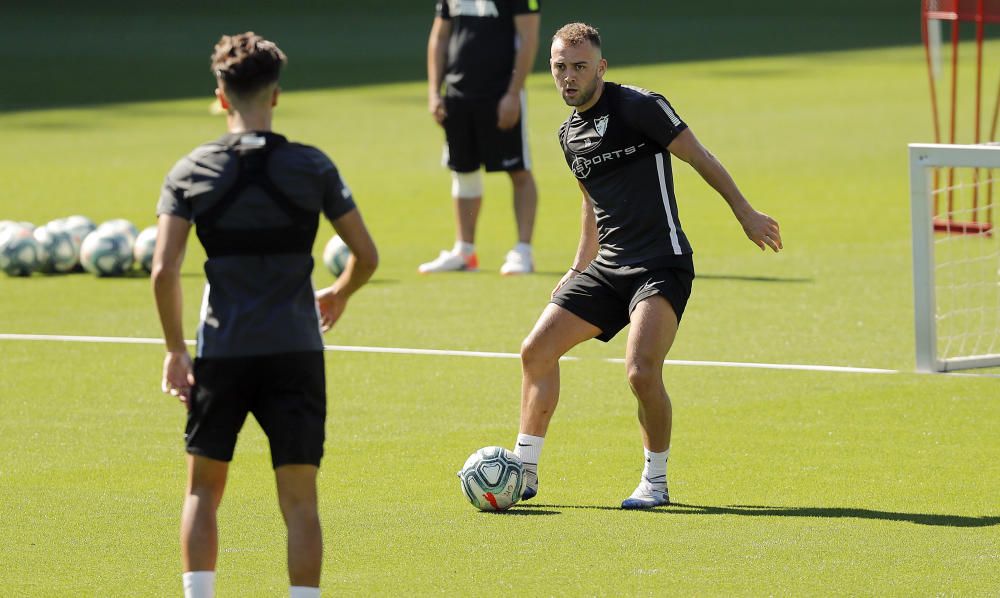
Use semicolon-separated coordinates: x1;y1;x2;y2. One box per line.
195;135;319;258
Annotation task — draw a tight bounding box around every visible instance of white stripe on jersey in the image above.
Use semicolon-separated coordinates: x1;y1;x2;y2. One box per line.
656;99;682;127
654;152;683;254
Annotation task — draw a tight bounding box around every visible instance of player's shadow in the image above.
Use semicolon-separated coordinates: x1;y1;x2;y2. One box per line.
486;508;560;516
696;274;813;284
519;503;1000;527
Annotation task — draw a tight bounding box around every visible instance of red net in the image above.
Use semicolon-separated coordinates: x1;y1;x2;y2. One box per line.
925;0;1000;23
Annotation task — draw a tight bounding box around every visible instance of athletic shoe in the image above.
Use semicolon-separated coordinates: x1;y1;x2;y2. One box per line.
499;247;533;275
418;250;478;273
520;468;538;501
620;478;669;509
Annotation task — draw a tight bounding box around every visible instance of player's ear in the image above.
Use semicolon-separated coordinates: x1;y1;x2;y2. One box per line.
215;88;231;111
272;86;280;107
598;58;607;78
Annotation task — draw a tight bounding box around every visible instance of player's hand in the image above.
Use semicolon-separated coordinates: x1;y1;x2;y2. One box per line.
316;286;348;332
551;268;579;298
740;210;782;252
497;92;521;130
162;350;194;409
430;94;447;126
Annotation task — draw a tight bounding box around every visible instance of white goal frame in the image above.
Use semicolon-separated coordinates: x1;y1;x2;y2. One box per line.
909;143;1000;372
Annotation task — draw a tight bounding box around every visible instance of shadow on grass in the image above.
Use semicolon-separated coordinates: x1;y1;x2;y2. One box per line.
484;508;561;516
532;271;813;284
518;502;1000;527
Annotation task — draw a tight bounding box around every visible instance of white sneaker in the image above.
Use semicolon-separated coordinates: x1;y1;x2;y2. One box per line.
621;478;669;509
499;247;533;275
418;250;478;273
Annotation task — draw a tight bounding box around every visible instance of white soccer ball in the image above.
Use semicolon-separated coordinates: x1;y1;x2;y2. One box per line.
322;234;351;277
133;226;157;273
0;225;41;276
458;446;525;512
33;225;78;273
80;229;134;276
96;218;139;244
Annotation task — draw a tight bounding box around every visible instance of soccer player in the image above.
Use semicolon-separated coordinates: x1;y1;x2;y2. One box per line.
152;32;378;598
419;0;541;275
512;23;782;509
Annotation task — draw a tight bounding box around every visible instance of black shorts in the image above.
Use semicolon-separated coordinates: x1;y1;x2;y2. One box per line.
550;256;695;342
442;95;530;173
186;351;326;468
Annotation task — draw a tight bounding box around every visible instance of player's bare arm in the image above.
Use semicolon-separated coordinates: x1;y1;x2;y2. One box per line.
553;183;600;297
498;13;541;130
427;16;452;126
667;128;782;252
316;208;379;331
151;213;195;404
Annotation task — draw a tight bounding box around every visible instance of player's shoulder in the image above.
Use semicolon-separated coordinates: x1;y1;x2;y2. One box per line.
166;139;228;181
276;141;337;174
615;83;668;107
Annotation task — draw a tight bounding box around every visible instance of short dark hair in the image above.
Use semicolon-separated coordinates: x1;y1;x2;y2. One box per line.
552;22;601;48
211;32;287;97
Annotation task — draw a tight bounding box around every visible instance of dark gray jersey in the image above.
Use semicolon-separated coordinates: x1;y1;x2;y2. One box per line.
436;0;540;100
559;82;692;266
157;132;356;358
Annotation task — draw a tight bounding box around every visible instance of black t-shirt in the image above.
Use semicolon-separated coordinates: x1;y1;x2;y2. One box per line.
158;132;356;358
559;82;693;267
436;0;541;100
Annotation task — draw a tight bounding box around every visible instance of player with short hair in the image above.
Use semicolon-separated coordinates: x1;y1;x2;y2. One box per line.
512;22;781;508
153;32;378;598
420;0;542;275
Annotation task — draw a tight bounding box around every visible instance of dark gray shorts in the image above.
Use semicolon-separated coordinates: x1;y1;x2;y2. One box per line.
550;256;694;342
186;351;326;468
443;96;528;173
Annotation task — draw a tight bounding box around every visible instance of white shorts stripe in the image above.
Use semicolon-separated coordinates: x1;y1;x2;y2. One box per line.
519;89;532;170
654;152;683;254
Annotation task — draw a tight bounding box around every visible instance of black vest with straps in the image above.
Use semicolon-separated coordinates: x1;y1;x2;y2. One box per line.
195;134;319;258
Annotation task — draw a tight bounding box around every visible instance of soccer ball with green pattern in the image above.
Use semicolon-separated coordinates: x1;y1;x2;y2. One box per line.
322;234;351;277
458;446;524;512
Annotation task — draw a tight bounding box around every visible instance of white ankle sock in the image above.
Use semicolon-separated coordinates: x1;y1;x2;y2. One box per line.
513;242;532;255
290;586;321;598
453;241;475;255
643;448;669;486
514;433;544;482
183;571;215;598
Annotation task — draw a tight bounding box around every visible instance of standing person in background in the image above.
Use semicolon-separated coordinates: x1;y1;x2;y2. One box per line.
513;23;781;509
153;32;378;598
420;0;541;275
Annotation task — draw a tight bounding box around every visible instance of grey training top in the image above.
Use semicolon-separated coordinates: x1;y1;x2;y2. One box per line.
157;132;356;358
559;82;692;267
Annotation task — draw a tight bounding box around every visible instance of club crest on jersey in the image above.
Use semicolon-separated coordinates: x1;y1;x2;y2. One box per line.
594;115;609;137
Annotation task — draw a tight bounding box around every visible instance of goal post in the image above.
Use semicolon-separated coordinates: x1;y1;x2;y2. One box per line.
909;143;1000;372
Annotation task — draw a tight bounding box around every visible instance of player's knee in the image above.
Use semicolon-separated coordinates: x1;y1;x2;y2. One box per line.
626;362;663;397
451;170;483;199
520;335;553;370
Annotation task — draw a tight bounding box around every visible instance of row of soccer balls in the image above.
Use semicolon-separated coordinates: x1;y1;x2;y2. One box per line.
0;215;353;278
0;217;157;277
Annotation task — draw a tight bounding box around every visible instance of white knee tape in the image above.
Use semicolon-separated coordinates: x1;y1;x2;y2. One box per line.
451;170;483;199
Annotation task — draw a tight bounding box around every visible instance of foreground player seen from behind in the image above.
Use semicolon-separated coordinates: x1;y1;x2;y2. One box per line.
152;32;378;598
512;23;781;509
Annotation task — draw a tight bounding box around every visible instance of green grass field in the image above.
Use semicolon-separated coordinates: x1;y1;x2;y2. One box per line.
2;2;999;596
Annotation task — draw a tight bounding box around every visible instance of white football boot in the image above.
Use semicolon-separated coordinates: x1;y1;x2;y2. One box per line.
418;250;478;273
621;477;670;509
499;246;533;275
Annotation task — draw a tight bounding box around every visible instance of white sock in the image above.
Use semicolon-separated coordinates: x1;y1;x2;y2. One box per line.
514;433;544;484
643;448;669;487
452;241;475;255
183;571;215;598
513;242;532;255
290;586;321;598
